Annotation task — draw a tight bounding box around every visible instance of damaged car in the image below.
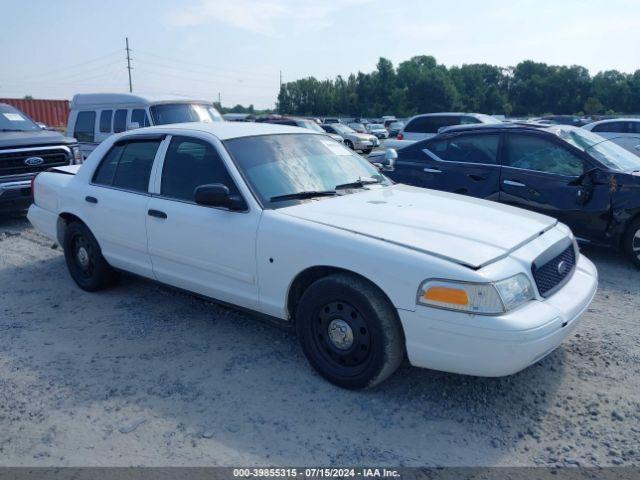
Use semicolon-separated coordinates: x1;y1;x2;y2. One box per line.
387;123;640;268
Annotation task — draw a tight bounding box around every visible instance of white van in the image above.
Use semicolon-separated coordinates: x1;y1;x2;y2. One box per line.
67;93;224;158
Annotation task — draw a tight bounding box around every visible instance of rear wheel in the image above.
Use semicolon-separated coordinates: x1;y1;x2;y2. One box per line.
63;221;118;291
295;273;405;389
344;140;354;150
623;217;640;269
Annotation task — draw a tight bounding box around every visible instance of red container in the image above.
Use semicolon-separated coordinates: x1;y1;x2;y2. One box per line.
0;98;69;129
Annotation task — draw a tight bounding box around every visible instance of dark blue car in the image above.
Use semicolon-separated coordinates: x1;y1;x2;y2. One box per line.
386;123;640;267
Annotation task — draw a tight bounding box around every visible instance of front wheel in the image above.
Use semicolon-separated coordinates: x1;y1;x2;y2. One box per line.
344;140;355;150
295;273;405;389
63;221;118;291
623;218;640;269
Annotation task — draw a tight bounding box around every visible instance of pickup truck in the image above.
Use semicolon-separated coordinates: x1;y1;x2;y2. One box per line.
28;122;598;389
1;103;82;212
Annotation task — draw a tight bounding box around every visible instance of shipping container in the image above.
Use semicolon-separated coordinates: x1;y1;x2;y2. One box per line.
0;98;69;129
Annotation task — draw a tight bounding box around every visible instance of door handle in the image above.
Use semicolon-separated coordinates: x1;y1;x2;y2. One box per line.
503;180;526;187
85;196;98;204
423;168;442;173
148;209;167;219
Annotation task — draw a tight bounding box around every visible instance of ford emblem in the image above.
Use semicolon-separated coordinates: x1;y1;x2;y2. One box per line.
557;260;568;276
24;156;44;166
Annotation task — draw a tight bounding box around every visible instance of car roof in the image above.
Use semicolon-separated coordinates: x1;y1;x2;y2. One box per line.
438;122;575;135
119;121;317;140
588;118;640;124
70;92;212;108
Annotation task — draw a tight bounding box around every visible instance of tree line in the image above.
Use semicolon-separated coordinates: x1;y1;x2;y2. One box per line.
276;55;640;118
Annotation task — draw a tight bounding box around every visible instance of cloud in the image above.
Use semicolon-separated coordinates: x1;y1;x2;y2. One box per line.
168;0;371;36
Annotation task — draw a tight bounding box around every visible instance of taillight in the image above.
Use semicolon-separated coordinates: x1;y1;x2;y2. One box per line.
397;133;404;140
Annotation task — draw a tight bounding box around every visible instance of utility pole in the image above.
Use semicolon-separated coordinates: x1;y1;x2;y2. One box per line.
218;92;221;106
125;37;133;93
279;70;282;91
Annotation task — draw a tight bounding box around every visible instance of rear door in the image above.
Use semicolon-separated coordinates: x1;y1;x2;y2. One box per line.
81;135;163;278
499;132;611;241
388;132;501;200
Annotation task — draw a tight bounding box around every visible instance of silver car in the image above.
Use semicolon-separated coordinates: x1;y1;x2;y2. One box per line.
366;123;389;139
321;123;379;153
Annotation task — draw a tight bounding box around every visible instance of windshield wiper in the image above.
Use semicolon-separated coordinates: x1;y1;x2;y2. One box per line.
334;176;382;190
270;190;337;202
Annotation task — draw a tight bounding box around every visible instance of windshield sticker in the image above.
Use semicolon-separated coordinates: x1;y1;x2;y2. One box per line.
320;139;351;156
3;113;26;122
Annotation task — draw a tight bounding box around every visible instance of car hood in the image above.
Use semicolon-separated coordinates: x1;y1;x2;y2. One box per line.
278;184;557;269
0;129;76;149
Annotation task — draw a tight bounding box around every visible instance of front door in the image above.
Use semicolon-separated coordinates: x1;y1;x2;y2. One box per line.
146;135;261;309
500;132;611;242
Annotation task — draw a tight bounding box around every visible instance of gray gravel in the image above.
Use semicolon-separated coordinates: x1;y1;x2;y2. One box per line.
0;214;638;467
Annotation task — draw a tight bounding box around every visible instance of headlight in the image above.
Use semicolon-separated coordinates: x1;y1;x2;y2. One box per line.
417;274;534;315
71;146;83;164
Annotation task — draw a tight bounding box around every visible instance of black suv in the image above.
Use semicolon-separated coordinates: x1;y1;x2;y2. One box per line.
386;123;640;267
0;103;80;212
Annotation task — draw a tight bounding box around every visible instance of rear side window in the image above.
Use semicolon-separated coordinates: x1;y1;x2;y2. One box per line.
505;134;584;176
113;109;128;133
405;116;460;134
426;134;499;164
73;111;96;143
629;122;640;134
131;109;150;127
592;122;627;133
161;136;238;202
92;140;161;192
99;110;112;133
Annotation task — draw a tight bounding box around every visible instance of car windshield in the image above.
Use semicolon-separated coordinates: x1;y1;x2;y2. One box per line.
0;104;41;132
389;121;404;128
149;103;223;125
369;124;384;129
300;120;325;133
333;124;356;134
556;128;640;172
224;133;388;208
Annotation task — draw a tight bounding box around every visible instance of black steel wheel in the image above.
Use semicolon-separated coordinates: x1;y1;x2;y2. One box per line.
623;217;640;269
63;221;118;291
296;273;405;389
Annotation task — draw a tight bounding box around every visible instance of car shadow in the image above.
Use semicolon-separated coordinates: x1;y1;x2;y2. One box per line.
0;253;574;467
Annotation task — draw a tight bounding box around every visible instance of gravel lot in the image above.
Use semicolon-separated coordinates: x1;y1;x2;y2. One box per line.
0;213;638;467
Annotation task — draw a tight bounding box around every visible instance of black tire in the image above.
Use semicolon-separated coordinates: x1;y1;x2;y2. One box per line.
295;273;405;389
344;140;355;150
363;149;372;154
63;221;118;291
622;217;640;269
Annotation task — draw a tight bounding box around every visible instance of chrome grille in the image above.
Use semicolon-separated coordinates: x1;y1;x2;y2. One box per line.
532;244;576;298
0;147;70;177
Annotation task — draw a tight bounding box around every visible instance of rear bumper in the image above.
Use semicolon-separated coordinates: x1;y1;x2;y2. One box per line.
399;255;598;377
27;204;58;241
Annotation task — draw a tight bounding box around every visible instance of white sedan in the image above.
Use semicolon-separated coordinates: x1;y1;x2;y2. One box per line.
27;122;598;389
582;118;640;155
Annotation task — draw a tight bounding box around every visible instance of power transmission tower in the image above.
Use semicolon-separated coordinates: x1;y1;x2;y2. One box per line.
125;37;133;93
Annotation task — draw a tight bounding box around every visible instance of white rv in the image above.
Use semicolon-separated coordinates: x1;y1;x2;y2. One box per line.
67;93;223;157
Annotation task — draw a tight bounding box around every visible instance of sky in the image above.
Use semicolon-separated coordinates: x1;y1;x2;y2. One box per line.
1;0;638;109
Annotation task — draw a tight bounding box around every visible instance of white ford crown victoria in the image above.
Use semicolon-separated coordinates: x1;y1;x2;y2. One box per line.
28;122;598;389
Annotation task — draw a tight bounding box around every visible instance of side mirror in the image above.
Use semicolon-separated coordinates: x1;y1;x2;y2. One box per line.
127;122;140;131
568;167;599;186
193;183;247;211
377;148;397;171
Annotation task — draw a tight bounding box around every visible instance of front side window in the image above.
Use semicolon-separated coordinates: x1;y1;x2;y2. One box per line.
92;140;161;192
505;134;584;176
99;110;112;133
426;134;499;165
161;136;238;202
113;109;127;133
224;133;387;209
592;122;626;133
74;111;96;142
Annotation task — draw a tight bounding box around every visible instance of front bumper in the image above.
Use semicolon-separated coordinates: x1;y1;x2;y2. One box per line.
0;178;33;211
399;254;598;377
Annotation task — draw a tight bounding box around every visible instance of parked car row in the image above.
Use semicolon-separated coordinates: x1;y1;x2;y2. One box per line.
27;121;598;389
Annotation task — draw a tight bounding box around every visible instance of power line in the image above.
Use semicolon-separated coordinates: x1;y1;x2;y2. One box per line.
10;50;123;82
